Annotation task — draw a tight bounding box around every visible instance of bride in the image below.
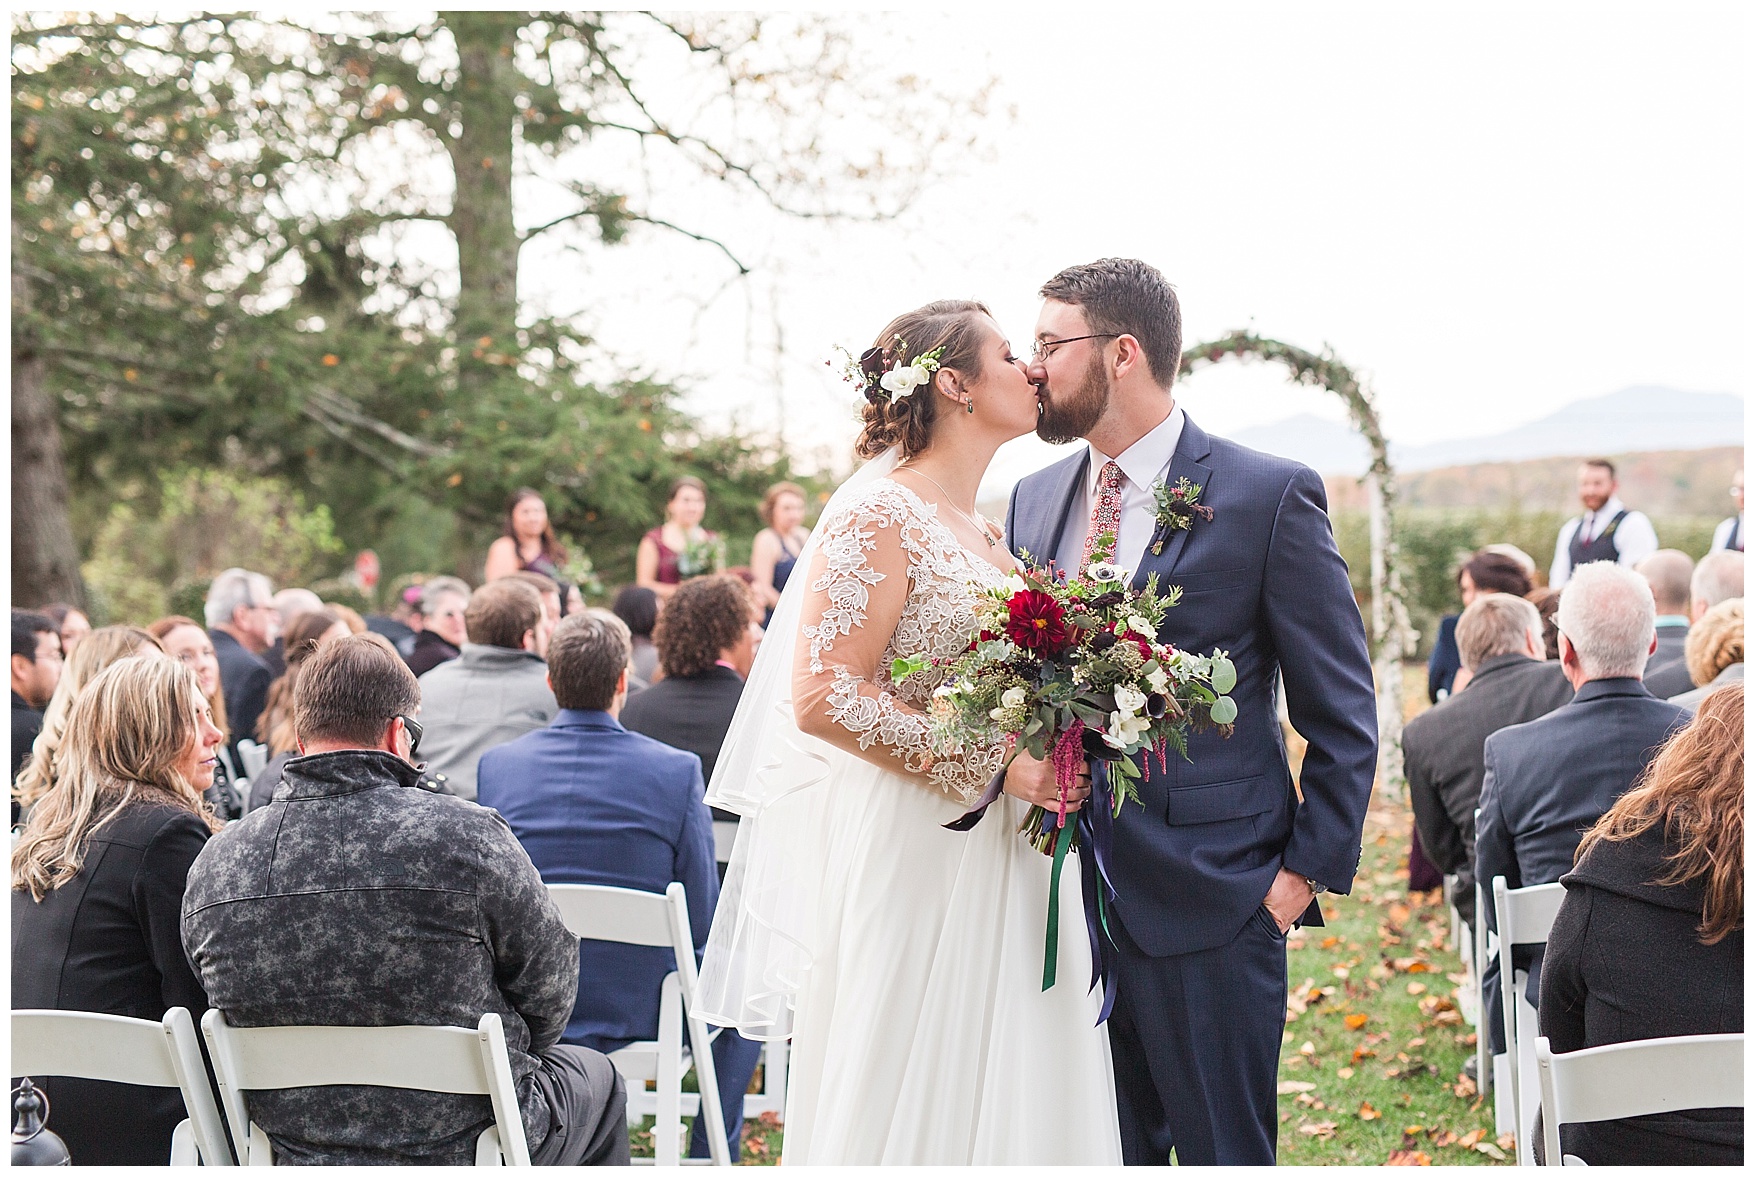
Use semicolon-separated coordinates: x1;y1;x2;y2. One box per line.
698;300;1123;1164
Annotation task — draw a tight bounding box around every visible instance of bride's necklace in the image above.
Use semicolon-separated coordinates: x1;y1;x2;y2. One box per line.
897;465;996;547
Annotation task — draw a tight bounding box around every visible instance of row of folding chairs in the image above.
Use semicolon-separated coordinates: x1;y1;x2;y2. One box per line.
1478;873;1744;1165
12;880;784;1166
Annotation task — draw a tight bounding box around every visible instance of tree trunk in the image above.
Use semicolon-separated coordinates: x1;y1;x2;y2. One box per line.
11;265;86;609
444;12;523;398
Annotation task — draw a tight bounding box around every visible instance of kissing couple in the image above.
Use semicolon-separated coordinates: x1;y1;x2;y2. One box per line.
696;257;1379;1165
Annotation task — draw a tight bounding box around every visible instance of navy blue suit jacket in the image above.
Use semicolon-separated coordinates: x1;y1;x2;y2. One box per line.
1006;414;1378;956
1474;677;1689;1048
477;709;718;1050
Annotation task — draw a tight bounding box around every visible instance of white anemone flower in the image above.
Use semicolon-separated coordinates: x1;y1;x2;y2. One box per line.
1086;561;1130;584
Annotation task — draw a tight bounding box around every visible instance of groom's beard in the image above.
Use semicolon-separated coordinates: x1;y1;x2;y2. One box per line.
1035;352;1111;445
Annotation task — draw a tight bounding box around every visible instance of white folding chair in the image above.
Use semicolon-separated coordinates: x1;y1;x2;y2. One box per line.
1492;876;1568;1164
11;1007;233;1166
1535;1033;1744;1166
200;1009;530;1166
235;739;269;782
545;882;730;1166
711;820;738;867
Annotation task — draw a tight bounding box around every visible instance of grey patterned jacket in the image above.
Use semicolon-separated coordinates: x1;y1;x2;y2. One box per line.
181;749;579;1165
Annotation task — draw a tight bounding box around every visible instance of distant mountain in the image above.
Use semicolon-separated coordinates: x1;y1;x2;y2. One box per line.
1233;386;1744;475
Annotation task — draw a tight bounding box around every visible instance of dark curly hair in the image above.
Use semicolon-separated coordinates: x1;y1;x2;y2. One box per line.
653;575;752;679
854;300;994;461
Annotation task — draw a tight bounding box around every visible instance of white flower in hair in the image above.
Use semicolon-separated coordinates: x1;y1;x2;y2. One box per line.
880;364;927;397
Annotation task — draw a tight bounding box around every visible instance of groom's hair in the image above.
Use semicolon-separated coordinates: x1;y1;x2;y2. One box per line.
1040;259;1182;389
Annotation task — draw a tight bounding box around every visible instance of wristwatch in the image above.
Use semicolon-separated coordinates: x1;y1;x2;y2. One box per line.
1304;875;1328;895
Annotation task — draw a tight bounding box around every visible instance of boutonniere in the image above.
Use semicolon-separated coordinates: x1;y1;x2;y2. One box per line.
1149;476;1215;555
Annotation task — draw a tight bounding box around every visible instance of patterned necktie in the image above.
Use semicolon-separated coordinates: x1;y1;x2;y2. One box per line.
1082;460;1124;570
1579;513;1594;545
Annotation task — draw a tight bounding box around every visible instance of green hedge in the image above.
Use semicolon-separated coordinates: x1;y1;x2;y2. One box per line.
1332;507;1722;659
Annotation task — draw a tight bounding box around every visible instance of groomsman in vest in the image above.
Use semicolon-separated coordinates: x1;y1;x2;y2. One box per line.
1548;458;1659;589
1710;468;1743;552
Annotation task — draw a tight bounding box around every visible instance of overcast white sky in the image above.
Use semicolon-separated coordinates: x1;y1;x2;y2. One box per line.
511;4;1750;496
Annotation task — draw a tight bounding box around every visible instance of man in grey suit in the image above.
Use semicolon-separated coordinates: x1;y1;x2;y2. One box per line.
1404;594;1572;932
1636;549;1694;698
1475;562;1691;1053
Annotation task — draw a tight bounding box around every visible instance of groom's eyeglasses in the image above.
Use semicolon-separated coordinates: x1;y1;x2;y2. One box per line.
1031;334;1118;362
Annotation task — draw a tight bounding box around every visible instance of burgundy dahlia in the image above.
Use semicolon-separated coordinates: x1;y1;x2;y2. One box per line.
1004;590;1071;655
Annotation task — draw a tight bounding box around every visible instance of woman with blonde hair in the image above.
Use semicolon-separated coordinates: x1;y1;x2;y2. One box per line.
11;656;225;1165
149;614;248;818
13;625;164;816
1539;684;1744;1165
1673;597;1743;711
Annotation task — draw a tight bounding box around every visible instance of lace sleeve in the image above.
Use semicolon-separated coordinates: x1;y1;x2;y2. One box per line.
791;490;1001;803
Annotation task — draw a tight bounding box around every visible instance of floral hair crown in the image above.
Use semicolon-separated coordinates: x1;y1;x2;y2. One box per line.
832;336;946;403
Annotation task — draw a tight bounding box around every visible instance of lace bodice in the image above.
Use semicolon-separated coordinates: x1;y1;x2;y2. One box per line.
794;479;1011;802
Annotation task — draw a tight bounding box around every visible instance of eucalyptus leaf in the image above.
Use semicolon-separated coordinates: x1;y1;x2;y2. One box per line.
1209;696;1238;725
1210;656;1237;695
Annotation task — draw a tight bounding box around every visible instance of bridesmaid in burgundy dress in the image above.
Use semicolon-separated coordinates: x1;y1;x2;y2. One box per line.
636;476;720;601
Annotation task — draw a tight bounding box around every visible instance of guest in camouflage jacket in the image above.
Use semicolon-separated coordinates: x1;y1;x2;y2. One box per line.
181;633;628;1165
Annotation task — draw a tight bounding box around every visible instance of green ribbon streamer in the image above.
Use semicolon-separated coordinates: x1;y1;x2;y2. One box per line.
1042;818;1077;991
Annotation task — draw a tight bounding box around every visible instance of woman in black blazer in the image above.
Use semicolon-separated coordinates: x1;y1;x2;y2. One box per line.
11;655;225;1165
1539;684;1744;1165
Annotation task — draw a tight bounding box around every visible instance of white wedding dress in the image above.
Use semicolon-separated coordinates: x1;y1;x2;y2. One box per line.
699;471;1121;1166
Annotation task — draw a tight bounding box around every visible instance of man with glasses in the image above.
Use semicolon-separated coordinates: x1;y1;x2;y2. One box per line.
204;567;280;761
182;633;629;1166
11;609;63;784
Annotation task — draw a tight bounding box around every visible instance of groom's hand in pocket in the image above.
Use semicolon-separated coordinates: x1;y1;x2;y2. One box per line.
1262;867;1317;934
1003;750;1090;812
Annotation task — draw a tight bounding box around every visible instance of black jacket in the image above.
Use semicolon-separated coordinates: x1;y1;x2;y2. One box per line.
1642;622;1694;699
1475;677;1690;1052
12;689;43;782
619;665;744;818
209;628;272;759
11;799;212;1165
181;749;579;1165
405;628;461;677
1539;825;1743;1165
1403;654;1573;925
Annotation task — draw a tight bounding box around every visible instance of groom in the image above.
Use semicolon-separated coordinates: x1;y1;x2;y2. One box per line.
1005;259;1378;1165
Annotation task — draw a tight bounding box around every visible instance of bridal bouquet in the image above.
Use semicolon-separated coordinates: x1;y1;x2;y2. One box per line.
897;553;1237;994
903;557;1237;852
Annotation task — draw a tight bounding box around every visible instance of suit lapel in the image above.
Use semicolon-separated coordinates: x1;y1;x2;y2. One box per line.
1015;450;1089;574
1132;415;1214;592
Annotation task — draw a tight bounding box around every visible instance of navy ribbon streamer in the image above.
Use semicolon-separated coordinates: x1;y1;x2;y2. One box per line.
945;755;1122;1024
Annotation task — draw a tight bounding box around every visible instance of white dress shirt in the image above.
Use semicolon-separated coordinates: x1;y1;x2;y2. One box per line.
1055;406;1185;578
1548;495;1660;588
1710;514;1743;552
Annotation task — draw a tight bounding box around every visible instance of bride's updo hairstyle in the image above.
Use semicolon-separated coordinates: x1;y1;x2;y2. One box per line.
854;299;993;460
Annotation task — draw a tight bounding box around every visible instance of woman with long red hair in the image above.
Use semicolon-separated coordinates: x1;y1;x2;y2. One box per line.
1539;684;1743;1165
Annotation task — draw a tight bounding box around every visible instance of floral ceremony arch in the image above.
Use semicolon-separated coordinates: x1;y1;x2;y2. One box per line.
1180;332;1418;794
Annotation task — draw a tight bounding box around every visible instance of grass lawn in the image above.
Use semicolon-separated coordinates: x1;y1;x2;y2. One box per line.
638;668;1509;1165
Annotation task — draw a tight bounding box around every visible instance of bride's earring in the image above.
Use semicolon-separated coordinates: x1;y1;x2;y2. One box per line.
965;397;974;415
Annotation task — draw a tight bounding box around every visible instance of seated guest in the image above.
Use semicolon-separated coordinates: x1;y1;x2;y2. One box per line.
502;570;562;651
417;579;556;801
1526;587;1562;661
1689;549;1743;621
1636;549;1696;698
262;587;323;677
150;615;248;820
619;575;757;792
1671;598;1743;712
181;634;626;1166
1475;562;1690;1055
41;603;91;657
365;578;426;659
1540;685;1744;1166
204;567;279;761
243;610;350;813
406;575;470;676
478;611;761;1161
1404;594;1572;931
12;657;223;1165
11;610;61;783
14;626;164;817
1428;549;1533;702
611;585;661;689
